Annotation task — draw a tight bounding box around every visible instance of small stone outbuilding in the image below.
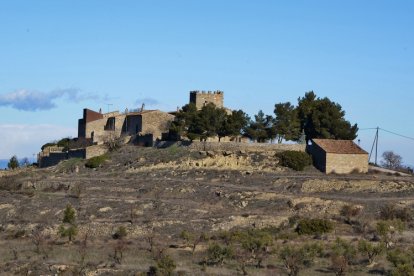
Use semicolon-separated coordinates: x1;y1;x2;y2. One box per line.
307;139;369;174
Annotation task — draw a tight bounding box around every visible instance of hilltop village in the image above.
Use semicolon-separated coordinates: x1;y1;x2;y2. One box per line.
38;91;369;174
2;91;414;276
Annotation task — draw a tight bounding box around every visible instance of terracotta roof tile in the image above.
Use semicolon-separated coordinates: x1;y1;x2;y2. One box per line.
312;139;368;154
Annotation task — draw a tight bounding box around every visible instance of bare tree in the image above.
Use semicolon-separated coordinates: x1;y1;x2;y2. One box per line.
381;151;402;169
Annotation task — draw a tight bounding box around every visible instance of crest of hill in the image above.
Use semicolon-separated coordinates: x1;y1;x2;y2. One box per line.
312;139;368;154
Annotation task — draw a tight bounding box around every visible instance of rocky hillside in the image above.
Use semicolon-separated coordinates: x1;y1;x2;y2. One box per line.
1;144;414;275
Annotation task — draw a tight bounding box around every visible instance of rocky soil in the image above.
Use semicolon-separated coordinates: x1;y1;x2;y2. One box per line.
1;144;413;275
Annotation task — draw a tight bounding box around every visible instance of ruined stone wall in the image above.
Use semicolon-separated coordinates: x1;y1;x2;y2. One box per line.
190;91;224;109
186;141;306;152
85;114;126;144
85;145;108;159
326;153;369;174
141;111;175;140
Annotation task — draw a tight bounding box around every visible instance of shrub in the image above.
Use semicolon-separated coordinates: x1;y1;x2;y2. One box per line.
296;218;334;235
358;240;385;264
340;205;361;223
57;137;71;149
179;230;208;254
330;238;357;275
387;248;412;268
157;254;176;276
113;226;127;240
380;204;413;222
41;142;57;151
85;154;108;168
207;243;234;265
279;243;323;276
376;220;405;247
276;151;312;171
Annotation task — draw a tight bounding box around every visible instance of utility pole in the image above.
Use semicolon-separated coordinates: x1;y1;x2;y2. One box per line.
369;127;379;166
375;126;379;165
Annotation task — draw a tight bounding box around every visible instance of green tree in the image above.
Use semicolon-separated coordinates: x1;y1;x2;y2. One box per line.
297;91;358;142
274;102;301;143
245;110;275;143
157;254;176;275
330;238;357;276
279;243;323;276
193;103;228;141
218;110;250;140
358;240;385;264
58;204;78;242
169;103;198;140
7;155;19;170
207;243;234;265
376;220;405;248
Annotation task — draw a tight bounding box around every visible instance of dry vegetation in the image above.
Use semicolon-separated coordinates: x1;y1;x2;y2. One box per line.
1;144;414;275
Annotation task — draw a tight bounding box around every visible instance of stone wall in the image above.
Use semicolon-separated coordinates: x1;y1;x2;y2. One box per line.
190;91;224;109
184;141;306;152
141;111;175;140
39;149;86;168
326;153;369;174
85;145;108;159
85;114;127;144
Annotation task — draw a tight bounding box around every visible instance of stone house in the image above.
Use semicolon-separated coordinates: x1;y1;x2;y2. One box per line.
307;139;369;174
78;108;175;146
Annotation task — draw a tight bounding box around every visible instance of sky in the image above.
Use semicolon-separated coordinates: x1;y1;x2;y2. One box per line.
0;1;413;166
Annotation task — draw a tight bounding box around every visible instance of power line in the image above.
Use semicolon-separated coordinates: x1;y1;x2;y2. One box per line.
380;128;414;141
359;127;414;142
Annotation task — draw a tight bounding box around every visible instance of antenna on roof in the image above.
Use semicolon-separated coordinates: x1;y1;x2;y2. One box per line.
106;103;113;113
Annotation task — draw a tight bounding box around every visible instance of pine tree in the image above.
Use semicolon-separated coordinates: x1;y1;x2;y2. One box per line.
58;204;78;242
7;155;19;170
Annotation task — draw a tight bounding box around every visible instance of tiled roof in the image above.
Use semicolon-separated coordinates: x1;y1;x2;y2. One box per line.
312;139;368;154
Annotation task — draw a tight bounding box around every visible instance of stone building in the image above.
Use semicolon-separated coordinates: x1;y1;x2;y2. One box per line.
307;139;369;174
78;108;175;146
190;90;224;110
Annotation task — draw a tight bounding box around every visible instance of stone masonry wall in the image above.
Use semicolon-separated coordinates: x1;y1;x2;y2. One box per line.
185;141;306;152
85;114;126;144
326;153;369;174
190;91;224;109
85;145;108;159
141;111;175;140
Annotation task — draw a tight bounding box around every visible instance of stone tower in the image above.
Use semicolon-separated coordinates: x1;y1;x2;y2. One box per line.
189;90;224;110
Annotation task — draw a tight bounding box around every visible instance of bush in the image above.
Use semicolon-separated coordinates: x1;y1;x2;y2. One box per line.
156;254;176;275
358;240;385;264
296;218;334;235
207;243;234;265
85;154;108;168
41;142;57;151
279;243;323;276
379;204;412;222
113;226;127;240
276;151;312;171
340;205;361;223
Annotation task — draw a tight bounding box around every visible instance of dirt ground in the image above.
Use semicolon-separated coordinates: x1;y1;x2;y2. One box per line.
1;144;414;275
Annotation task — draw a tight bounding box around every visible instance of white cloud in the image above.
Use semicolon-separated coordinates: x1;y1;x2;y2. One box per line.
0;124;77;159
0;88;98;111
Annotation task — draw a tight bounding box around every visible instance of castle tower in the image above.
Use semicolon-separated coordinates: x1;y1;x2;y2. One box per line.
189;90;224;110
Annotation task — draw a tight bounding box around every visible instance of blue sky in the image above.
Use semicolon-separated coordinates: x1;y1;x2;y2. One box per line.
0;1;413;166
